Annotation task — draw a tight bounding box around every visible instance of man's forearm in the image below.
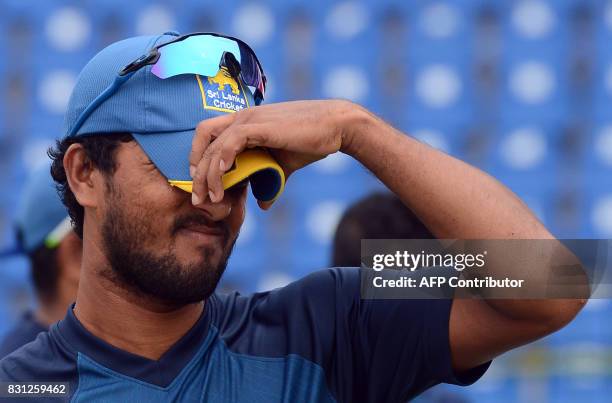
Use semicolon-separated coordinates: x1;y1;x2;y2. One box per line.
341;105;551;240
340;104;586;341
190;98;586;371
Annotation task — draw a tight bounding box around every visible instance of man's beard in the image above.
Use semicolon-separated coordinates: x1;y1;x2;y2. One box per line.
100;186;236;306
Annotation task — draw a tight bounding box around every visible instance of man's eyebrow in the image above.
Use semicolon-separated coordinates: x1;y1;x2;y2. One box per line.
140;158;159;173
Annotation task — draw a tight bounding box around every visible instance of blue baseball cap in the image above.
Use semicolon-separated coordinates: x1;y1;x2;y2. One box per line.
63;32;284;203
15;164;72;253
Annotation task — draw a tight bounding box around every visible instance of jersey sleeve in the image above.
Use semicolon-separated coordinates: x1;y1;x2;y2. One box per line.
351;268;491;402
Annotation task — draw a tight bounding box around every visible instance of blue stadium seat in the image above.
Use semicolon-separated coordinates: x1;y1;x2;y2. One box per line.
499;50;569;121
585;122;612;180
403;0;477;124
0;255;33;339
407;0;477;57
582;176;612;239
549;375;612;403
461;372;519;403
488;120;557;181
0;13;7;75
1;5;612;399
593;0;612;118
499;0;569;54
404;54;475;124
594;0;612;58
308;2;378;109
282;160;379;277
547;299;612;345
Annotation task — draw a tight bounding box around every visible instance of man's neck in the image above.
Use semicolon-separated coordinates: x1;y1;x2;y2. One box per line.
74;241;204;361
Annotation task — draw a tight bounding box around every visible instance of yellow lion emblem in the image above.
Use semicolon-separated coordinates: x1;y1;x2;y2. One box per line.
208;67;240;95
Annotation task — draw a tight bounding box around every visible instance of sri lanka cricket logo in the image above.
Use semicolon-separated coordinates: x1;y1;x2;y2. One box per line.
196;67;249;113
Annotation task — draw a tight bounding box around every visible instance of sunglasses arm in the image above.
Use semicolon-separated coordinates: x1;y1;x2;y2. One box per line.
67;72;135;137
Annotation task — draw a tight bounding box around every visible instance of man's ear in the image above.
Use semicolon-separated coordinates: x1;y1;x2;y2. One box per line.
63;143;99;208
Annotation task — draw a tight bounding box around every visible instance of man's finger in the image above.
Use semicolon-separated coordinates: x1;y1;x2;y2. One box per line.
190;114;235;170
193;119;274;205
192;145;219;205
210;123;269;202
211;131;253;202
206;149;224;203
189;130;211;179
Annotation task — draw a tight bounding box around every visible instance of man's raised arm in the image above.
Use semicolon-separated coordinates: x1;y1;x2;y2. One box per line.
189;99;589;372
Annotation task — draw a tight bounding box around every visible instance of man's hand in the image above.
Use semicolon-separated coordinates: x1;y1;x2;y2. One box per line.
189;100;360;207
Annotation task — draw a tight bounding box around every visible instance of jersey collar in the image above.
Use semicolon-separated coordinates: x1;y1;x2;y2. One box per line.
51;301;213;387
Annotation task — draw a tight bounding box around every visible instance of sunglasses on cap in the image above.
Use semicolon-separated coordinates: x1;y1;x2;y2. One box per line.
68;32;267;138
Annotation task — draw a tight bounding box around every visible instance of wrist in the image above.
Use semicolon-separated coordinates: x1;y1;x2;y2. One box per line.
337;101;376;157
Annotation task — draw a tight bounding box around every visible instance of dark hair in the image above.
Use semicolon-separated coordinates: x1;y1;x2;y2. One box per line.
48;133;133;238
29;244;60;301
15;228;59;301
331;192;434;267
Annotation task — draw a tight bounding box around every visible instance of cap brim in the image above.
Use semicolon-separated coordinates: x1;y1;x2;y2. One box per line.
133;130;285;203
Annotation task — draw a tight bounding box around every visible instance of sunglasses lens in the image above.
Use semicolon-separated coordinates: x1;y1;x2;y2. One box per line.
238;47;266;98
150;34;266;100
151;35;240;79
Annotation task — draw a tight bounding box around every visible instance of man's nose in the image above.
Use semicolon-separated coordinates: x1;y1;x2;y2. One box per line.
192;195;232;221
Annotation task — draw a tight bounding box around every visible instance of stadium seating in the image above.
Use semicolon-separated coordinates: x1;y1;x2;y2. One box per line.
1;1;611;401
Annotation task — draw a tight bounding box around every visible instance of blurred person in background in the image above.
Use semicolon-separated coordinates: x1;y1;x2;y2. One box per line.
332;191;434;267
0;164;81;358
0;32;588;403
332;192;469;403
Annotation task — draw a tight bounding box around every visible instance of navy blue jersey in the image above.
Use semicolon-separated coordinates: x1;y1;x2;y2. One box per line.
0;311;46;359
0;268;489;402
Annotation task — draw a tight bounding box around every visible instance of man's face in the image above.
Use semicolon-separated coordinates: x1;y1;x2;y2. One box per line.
96;141;247;305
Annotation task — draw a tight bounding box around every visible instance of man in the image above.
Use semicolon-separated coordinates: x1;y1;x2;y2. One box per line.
332;192;434;267
0;164;81;358
0;32;586;402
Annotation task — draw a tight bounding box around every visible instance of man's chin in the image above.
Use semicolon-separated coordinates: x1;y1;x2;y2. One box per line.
172;244;222;267
124;258;225;306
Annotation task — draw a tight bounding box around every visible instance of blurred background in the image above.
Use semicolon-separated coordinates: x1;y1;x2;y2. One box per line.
0;0;611;401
